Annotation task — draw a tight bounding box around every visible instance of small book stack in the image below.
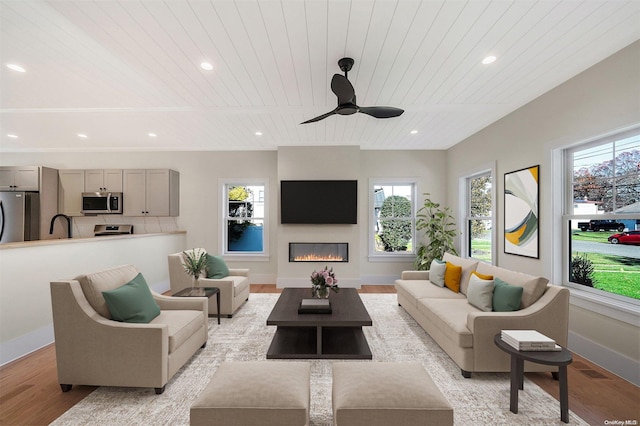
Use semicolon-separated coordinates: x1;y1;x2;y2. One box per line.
501;330;561;351
298;298;332;314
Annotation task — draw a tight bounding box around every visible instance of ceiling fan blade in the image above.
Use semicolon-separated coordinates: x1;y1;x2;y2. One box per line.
358;106;404;119
300;108;338;124
331;74;355;104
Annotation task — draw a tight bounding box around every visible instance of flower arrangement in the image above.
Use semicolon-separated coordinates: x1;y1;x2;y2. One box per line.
310;266;340;298
182;248;207;286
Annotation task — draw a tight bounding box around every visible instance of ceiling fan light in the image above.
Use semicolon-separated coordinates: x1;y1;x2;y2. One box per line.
482;55;497;65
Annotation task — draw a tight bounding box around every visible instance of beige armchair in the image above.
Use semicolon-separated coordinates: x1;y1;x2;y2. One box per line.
168;250;250;317
50;264;208;394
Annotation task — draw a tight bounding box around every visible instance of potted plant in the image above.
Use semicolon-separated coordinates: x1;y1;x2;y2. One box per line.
182;248;207;288
414;193;458;270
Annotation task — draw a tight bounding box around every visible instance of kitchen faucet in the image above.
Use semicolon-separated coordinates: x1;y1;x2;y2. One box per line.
50;214;72;238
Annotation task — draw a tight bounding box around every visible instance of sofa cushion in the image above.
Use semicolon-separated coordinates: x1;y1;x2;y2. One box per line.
77;264;139;319
205;254;229;279
477;263;548;308
466;274;495;312
442;253;479;295
492;278;523;312
102;273;161;323
418;299;475;348
444;262;462;293
150;309;204;353
429;259;446;287
395;281;467;303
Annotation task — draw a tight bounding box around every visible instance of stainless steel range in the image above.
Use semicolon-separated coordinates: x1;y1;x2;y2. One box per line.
93;224;134;236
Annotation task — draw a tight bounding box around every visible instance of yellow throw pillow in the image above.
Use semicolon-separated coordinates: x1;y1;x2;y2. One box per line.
444;262;462;293
471;271;493;281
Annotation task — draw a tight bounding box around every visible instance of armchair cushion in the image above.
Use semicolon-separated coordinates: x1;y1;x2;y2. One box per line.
77;264;139;319
102;273;161;323
205;254;229;279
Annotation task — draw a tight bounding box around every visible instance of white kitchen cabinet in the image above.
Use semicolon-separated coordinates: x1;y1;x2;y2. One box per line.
84;169;123;192
122;169;179;217
58;170;85;216
0;166;40;191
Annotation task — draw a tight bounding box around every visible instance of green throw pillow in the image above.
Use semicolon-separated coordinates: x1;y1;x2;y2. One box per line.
102;273;161;323
492;277;523;312
206;254;230;279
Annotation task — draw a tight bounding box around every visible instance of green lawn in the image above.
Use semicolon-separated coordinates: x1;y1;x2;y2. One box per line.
572;252;640;299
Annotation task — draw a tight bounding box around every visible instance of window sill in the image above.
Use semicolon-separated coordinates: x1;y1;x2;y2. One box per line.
222;253;270;262
568;286;639;326
368;254;416;263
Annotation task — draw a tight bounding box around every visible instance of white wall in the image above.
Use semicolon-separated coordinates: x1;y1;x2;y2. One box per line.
446;40;640;384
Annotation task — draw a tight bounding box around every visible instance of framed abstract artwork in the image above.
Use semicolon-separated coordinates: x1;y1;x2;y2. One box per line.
504;165;539;258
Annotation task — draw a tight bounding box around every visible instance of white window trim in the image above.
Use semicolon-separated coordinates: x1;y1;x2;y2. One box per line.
368;178;418;262
219;178;270;261
550;127;640;326
458;162;496;263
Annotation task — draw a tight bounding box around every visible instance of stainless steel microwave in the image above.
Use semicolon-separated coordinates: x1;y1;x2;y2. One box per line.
81;192;123;214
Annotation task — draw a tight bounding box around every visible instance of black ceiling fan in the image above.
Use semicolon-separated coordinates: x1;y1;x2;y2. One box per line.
300;57;404;124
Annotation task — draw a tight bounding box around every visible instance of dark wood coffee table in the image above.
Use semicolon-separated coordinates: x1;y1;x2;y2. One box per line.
266;288;372;359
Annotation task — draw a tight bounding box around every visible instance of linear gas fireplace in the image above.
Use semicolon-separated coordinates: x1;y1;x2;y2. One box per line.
289;242;349;263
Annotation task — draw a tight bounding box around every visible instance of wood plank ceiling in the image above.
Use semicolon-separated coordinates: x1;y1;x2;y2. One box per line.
1;0;639;152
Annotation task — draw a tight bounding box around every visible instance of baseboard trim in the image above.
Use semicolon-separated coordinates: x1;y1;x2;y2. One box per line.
0;324;54;367
360;275;398;285
568;330;640;386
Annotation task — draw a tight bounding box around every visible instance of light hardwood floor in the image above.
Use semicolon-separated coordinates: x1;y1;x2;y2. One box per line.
1;285;637;425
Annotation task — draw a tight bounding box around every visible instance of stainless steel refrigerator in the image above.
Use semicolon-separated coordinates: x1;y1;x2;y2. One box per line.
0;191;40;243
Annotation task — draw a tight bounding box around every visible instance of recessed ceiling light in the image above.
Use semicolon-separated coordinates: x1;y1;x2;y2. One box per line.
482;55;497;65
410;130;418;135
148;133;157;137
77;133;88;138
255;131;263;136
200;62;214;71
6;64;26;73
7;134;18;138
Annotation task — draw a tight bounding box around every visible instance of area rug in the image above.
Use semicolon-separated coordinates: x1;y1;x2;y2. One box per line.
51;293;587;425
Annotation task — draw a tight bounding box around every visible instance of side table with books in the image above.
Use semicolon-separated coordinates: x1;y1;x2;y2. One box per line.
494;331;573;423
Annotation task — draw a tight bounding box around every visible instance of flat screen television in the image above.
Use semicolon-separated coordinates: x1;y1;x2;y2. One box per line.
280;180;357;224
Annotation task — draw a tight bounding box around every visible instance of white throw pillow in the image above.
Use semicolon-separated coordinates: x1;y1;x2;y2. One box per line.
467;274;495;312
429;259;446;287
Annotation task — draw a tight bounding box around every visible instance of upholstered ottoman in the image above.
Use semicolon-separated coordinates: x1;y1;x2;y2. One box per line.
190;361;310;426
332;362;453;426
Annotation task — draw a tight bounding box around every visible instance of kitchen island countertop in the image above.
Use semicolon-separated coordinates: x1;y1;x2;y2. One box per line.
0;231;186;250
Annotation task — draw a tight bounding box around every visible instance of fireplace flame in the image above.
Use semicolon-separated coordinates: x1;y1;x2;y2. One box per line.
293;254;344;262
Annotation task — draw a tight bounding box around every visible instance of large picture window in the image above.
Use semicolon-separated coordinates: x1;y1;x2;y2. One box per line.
564;129;639;301
370;180;416;258
223;181;267;256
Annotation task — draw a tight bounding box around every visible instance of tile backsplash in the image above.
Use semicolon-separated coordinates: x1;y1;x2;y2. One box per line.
70;215;179;238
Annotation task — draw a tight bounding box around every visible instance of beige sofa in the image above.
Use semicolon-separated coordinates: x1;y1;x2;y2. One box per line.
168;250;250;317
50;264;208;394
395;253;569;378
